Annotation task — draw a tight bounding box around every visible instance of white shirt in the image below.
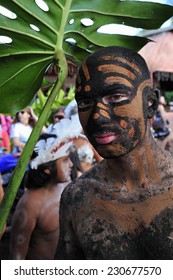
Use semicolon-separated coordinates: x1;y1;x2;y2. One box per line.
10;122;33;143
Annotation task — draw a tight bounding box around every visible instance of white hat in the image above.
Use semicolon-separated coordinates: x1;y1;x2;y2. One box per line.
64;99;83;133
64;99;77;119
30;115;81;169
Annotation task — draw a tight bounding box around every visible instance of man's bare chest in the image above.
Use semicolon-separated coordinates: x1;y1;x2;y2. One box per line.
72;187;173;259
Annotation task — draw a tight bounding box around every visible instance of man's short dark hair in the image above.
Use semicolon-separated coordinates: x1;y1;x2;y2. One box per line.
26;133;58;189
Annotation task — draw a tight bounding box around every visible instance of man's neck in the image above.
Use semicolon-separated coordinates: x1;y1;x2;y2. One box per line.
106;127;170;189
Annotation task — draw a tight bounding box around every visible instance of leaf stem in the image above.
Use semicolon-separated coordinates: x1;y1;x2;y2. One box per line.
56;0;72;49
0;49;68;235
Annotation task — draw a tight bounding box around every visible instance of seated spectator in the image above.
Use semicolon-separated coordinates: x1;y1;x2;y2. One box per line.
10;116;81;260
10;106;38;155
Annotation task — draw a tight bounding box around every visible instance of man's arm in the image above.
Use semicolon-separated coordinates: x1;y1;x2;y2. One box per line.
10;192;37;259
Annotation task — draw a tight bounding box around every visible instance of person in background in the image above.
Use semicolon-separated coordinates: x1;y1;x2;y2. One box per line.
0;123;10;154
151;92;172;151
152;92;170;137
158;95;168;120
68;145;83;180
10;106;38;155
57;46;173;260
46;106;66;133
10;116;81;260
65;99;103;171
74;134;103;172
0;114;13;136
0;173;6;239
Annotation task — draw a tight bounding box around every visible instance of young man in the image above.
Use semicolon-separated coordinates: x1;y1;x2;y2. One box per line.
57;46;173;260
10;117;81;260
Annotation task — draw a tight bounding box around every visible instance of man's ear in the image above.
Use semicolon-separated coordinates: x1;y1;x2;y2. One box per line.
147;88;159;119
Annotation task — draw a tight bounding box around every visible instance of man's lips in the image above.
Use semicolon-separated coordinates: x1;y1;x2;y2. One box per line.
93;133;117;145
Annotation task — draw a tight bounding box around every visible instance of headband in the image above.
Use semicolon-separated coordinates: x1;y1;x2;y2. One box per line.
30;115;81;169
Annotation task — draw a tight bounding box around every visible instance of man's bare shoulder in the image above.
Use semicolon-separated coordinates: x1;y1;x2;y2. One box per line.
16;187;45;213
61;160;107;206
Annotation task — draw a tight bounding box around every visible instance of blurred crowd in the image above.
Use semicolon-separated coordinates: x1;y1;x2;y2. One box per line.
150;91;173;153
0;99;103;259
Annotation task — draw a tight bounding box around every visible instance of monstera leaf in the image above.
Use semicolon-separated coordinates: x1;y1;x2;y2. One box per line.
0;0;173;234
0;0;172;113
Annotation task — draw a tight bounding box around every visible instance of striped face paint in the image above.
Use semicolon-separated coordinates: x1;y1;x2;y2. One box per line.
75;46;152;158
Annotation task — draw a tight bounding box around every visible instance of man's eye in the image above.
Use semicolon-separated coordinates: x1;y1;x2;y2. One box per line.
78;100;94;110
102;94;128;104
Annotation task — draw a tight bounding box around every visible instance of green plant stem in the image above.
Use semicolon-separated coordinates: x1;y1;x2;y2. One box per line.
0;50;68;234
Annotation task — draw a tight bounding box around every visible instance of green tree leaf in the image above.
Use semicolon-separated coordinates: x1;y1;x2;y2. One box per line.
0;0;172;113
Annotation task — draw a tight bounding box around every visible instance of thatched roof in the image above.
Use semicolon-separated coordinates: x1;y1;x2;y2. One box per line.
139;30;173;74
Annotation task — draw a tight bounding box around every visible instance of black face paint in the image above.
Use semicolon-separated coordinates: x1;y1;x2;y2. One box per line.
75;46;152;158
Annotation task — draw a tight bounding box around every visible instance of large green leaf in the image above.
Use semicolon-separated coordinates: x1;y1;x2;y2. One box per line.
0;0;69;113
0;0;172;113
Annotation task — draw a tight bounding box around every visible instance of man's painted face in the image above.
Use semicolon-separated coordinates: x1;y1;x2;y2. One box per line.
75;47;151;158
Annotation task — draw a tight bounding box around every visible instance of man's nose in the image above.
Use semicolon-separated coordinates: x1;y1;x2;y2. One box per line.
92;100;110;121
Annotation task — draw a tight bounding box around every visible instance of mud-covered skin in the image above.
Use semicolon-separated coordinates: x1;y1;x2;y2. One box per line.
57;154;173;260
56;47;173;260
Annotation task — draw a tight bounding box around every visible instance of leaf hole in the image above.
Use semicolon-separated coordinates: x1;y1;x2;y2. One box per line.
30;24;40;32
98;24;142;36
0;36;12;44
81;18;94;27
0;5;17;19
35;0;49;12
88;44;93;49
65;38;76;45
69;19;74;25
